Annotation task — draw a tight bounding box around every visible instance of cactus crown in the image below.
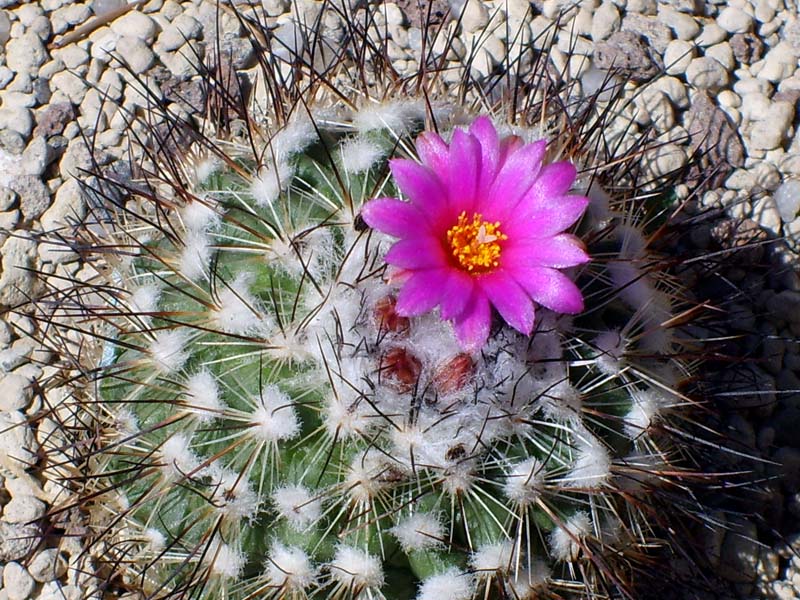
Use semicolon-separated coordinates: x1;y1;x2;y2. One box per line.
33;3;706;599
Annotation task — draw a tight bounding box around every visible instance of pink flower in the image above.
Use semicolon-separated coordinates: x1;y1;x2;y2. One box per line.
361;117;590;350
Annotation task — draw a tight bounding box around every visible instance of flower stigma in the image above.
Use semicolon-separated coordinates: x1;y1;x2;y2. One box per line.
446;211;508;273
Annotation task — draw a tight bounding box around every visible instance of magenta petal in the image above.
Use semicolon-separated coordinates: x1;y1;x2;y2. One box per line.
453;288;491;351
439;270;474;320
384;237;448;270
513;266;585;314
361;198;430;237
485;140;547;220
416;132;449;180
448;129;481;212
480;270;535;335
469;117;500;196
517;162;578;215
508;195;589;239
395;269;448;316
390;159;448;219
502;234;590;269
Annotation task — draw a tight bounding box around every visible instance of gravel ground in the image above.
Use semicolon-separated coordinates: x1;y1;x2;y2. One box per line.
0;0;798;598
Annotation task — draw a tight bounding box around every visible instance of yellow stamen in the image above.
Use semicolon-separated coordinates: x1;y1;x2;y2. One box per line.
446;211;507;273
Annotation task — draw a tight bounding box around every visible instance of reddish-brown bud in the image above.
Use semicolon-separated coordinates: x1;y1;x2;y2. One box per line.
380;347;421;392
373;296;410;334
433;353;474;394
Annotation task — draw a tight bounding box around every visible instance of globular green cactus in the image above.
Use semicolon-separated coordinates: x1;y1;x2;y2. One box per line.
32;4;709;600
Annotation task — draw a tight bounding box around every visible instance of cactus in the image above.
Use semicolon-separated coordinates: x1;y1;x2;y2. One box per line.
31;3;711;599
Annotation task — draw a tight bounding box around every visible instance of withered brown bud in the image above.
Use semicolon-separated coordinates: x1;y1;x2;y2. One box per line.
433;353;474;394
373;295;410;334
380;347;421;393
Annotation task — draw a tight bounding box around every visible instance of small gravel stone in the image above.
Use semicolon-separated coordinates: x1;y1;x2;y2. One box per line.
594;31;662;81
696;22;727;47
664;39;694;74
731;32;766;64
621;13;672;53
774;180;800;223
0;522;38;562
9;174;50;222
590;1;620;41
752;194;783;233
718;6;754;34
116;35;156;73
0;236;41;308
0;373;33;411
759;42;799;83
3;561;34;600
0;108;33;139
0;10;10;45
28;549;66;583
706;42;735;71
451;0;488;33
686;56;730;89
748;101;795;151
111;9;158;43
5;33;47;74
3;495;46;524
659;7;699;40
158;13;202;51
34;102;76;138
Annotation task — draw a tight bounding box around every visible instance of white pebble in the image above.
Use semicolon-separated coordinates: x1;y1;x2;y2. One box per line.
717;6;753;33
664;39;694;75
774;180;800;223
686;57;729;89
3;562;34;600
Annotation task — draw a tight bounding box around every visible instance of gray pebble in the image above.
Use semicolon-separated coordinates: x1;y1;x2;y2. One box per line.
3;562;34;600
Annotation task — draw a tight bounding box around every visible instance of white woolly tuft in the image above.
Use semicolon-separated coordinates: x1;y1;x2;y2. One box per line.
594;330;626;376
416;568;473;600
353;100;423;134
160;433;198;478
608;259;657;311
506;561;550;599
329;545;384;591
323;392;375;440
142;528;166;552
179;230;211;280
269;227;337;281
129;283;160;315
441;461;476;496
339;136;384;174
272;485;322;531
183;370;225;423
624;389;671;438
193;156;222;185
566;435;611;489
209;467;261;521
204;539;245;579
114;408;139;438
470;540;515;577
250;385;300;444
271;115;317;161
345;450;387;505
150;330;190;372
251;161;294;206
391;513;444;552
212;274;266;335
549;511;591;561
503;457;545;506
538;381;582;421
181;198;221;232
264;543;317;592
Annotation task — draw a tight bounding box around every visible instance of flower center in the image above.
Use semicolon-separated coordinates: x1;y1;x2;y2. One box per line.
446;211;507;273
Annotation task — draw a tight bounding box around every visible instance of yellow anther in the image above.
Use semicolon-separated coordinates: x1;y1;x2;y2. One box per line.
446;212;507;273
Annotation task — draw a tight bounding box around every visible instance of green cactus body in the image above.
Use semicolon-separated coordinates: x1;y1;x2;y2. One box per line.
65;101;693;600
